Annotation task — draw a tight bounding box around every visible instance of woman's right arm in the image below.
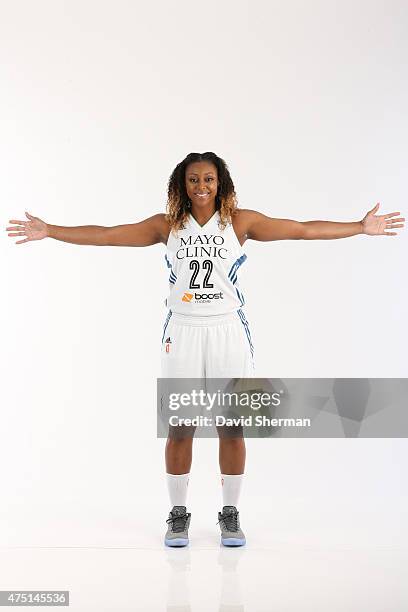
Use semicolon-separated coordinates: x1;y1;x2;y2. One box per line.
6;212;170;246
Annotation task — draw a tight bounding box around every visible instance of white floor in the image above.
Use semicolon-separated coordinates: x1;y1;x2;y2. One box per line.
0;499;406;611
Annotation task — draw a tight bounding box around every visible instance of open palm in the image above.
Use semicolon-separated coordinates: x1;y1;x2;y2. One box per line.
6;212;48;244
362;203;405;236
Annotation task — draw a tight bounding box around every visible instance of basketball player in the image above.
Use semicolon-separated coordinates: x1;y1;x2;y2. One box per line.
6;152;405;547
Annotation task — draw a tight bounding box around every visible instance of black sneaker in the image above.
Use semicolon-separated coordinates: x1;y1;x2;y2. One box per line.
217;505;246;546
165;505;191;547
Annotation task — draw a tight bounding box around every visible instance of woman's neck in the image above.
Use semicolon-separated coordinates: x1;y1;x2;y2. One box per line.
190;205;216;227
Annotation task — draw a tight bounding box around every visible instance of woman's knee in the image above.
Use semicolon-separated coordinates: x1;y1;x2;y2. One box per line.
216;425;244;440
167;425;196;442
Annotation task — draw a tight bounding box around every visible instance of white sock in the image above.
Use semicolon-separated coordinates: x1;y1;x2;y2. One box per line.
221;474;243;507
167;473;190;507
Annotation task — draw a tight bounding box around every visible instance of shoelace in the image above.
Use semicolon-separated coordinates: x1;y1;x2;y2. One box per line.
217;511;239;532
166;512;189;533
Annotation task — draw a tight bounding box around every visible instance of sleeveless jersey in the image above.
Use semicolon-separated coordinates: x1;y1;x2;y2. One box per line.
164;211;247;315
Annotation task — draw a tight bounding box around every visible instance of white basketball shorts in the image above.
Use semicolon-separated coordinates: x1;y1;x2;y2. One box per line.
160;309;255;378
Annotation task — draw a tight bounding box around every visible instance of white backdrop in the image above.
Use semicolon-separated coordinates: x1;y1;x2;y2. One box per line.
1;0;407;547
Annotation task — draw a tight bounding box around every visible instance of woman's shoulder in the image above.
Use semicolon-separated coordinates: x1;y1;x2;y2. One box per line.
149;213;171;243
232;208;263;220
231;208;260;244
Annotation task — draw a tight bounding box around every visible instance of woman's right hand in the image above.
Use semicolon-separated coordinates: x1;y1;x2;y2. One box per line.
6;212;48;244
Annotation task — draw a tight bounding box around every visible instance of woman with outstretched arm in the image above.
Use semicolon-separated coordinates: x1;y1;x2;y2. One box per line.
6;151;405;548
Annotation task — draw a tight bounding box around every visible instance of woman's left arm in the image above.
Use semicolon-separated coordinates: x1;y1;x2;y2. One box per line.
243;203;405;241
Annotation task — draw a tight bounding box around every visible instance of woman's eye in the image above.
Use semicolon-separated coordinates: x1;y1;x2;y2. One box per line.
188;177;214;182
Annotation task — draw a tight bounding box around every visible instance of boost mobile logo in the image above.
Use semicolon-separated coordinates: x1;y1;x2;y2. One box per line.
182;291;224;302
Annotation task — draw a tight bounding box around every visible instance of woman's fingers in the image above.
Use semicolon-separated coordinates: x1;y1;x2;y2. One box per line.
15;238;29;244
8;232;26;237
6;225;25;231
8;220;26;225
383;212;401;219
384;217;404;223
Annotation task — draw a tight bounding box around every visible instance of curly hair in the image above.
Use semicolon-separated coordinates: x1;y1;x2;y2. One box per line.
166;152;238;232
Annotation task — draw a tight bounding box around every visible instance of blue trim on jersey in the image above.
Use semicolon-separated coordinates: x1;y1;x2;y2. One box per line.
228;254;247;284
226;254;247;307
237;308;254;357
162;310;173;343
235;287;245;307
165;255;177;285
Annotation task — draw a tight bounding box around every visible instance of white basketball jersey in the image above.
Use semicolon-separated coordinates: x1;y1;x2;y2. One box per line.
165;211;247;315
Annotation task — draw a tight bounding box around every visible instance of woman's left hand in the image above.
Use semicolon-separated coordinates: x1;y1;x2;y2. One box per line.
361;203;405;236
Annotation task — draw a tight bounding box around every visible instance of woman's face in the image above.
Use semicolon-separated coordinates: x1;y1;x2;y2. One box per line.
185;161;218;209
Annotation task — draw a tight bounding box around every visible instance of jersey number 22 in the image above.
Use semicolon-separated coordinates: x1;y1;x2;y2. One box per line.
189;259;214;289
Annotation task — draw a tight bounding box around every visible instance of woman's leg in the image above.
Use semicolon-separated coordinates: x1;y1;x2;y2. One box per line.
161;315;204;546
164;434;194;547
218;435;246;475
161;315;203;514
218;428;246;510
217;432;246;546
206;313;253;546
165;426;196;510
166;433;194;474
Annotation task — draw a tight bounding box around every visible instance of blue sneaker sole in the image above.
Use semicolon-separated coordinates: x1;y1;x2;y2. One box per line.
221;537;246;546
165;538;189;547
